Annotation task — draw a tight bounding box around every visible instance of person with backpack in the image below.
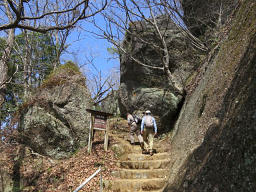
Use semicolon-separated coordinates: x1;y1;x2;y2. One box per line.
127;113;144;151
141;110;157;156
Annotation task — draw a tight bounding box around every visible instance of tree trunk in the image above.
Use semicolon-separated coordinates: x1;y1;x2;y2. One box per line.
23;30;33;100
0;29;15;107
54;30;60;69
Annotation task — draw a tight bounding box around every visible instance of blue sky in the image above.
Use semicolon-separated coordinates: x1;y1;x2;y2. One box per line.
61;25;119;75
60;15;121;96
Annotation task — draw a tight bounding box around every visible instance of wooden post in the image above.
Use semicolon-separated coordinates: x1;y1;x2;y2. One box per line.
91;116;95;141
88;114;93;154
104;118;109;151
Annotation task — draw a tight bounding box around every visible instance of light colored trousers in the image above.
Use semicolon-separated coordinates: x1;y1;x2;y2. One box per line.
130;122;143;143
143;127;154;152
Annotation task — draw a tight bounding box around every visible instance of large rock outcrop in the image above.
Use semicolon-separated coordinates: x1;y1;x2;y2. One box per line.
19;62;93;159
164;0;256;191
119;16;200;131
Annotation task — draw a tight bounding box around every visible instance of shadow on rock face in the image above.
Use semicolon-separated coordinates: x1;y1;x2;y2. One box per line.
119;84;183;132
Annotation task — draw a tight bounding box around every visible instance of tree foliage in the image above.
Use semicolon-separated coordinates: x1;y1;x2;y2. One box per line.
0;32;57;126
14;32;57;81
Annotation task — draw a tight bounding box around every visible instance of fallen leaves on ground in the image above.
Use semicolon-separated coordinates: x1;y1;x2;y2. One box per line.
33;137;117;192
1;134;117;192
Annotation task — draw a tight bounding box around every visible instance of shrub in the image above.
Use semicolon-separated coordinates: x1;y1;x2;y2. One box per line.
42;61;82;89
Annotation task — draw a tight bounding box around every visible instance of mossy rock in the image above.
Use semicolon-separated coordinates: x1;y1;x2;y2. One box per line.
42;61;83;89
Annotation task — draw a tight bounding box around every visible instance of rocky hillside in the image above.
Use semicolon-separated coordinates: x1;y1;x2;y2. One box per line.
182;0;239;42
164;0;256;191
0;0;255;192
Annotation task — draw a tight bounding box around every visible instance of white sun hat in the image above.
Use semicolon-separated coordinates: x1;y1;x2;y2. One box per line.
145;110;151;114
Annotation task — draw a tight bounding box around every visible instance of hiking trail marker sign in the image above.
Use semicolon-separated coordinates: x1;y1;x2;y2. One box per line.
86;109;113;154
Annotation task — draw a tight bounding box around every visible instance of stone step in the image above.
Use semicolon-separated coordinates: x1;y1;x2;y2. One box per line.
111;134;168;153
104;178;167;192
128;144;168;153
141;190;165;192
104;189;165;192
121;152;169;161
117;143;168;154
117;159;170;169
112;168;169;179
128;145;143;152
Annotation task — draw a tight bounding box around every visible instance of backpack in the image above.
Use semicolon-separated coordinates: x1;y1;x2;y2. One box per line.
133;115;142;124
144;115;154;127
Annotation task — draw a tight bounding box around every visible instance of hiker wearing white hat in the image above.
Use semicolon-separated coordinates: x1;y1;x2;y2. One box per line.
141;110;157;156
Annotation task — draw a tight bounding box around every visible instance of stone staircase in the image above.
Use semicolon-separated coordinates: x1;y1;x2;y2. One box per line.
104;132;170;192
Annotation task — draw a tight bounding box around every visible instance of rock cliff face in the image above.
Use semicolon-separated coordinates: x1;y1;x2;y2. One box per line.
164;0;256;191
182;0;239;42
119;17;200;131
19;62;93;159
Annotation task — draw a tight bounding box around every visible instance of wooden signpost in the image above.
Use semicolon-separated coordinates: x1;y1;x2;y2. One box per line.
86;109;113;154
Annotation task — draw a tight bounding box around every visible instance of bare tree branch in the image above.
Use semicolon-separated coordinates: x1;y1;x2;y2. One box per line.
0;0;108;33
0;0;108;108
83;50;120;105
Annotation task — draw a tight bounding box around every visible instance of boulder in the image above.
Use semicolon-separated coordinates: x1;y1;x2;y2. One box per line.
119;16;199;131
19;62;93;159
